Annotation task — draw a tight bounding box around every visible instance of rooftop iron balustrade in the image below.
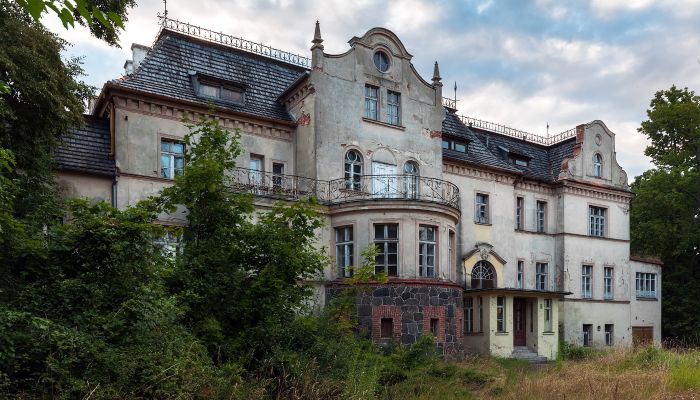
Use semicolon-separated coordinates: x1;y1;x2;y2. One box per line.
459;115;576;146
229;167;460;210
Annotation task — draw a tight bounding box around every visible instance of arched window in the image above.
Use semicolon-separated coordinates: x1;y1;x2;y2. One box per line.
593;153;603;177
471;261;496;289
345;150;363;190
403;161;419;198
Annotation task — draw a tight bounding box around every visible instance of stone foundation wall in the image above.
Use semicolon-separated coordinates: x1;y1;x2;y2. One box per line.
326;283;464;360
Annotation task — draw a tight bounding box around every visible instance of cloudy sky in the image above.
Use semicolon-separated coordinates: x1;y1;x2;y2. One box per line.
45;0;700;178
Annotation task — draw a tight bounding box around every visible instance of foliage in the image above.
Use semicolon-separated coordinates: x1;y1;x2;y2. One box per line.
347;245;388;285
557;341;601;361
632;85;700;340
0;1;94;226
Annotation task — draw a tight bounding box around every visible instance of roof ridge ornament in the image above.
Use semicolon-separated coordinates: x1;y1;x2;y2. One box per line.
312;20;323;48
432;61;441;84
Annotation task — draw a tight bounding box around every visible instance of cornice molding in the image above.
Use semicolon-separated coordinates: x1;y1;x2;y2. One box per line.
443;162;516;185
111;93;295;142
282;81;315;110
560;181;633;204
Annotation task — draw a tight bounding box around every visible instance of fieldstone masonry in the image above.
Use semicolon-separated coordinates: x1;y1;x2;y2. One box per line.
326;282;464;360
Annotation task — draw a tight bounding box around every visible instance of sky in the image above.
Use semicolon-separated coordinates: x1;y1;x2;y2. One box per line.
44;0;700;178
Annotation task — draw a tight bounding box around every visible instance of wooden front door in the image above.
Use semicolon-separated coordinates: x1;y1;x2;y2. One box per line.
632;326;654;347
513;298;526;346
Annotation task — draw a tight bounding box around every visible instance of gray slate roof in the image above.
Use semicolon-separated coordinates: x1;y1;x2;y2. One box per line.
111;30;308;122
442;111;575;182
55;116;115;177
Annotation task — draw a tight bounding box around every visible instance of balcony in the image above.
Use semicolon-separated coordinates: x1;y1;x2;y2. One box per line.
228;167;460;210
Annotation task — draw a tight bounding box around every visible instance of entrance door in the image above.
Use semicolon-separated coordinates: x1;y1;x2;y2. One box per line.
513;298;526;346
632;326;654;347
371;162;398;198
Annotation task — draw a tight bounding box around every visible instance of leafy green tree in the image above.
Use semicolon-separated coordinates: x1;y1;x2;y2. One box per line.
632;85;700;340
0;1;94;225
158;116;327;366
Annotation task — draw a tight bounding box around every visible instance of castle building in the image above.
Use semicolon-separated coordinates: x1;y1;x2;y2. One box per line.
56;18;662;360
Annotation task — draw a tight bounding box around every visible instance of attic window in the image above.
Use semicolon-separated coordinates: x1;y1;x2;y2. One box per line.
442;139;468;153
512;158;528;167
190;72;247;105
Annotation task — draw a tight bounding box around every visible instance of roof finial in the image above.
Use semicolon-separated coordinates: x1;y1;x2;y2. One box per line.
454;81;458;103
432;61;441;83
163;0;168;18
312;20;323;47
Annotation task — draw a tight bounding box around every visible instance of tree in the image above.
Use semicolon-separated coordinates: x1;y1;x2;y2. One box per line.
632;85;700;341
158;116;327;366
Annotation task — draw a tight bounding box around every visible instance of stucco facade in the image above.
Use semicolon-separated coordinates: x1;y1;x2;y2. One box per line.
58;18;662;361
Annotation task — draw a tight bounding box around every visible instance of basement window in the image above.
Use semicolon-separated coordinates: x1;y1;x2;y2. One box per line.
380;318;393;339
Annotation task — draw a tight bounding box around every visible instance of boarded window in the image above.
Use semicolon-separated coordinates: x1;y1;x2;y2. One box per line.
380;318;393;339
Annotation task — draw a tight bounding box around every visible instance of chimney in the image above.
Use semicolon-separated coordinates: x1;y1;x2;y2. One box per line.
124;43;151;75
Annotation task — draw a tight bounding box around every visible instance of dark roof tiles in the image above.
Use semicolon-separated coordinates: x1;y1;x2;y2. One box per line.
55;116;115;176
442;111;575;182
112;30;307;122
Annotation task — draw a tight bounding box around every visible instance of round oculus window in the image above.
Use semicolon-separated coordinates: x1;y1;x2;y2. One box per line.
373;51;390;72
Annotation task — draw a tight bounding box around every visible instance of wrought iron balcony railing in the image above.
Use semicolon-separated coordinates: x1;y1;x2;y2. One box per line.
228;167;460;210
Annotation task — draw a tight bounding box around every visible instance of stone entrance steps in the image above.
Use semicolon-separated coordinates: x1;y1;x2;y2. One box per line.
511;346;551;364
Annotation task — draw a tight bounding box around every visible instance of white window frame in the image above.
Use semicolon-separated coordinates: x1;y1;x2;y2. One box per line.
344;150;363;190
605;324;614;346
335;226;354;278
635;272;657;298
604;267;614;299
536;262;548;290
374;223;399;277
593;153;603;177
517;260;524;289
160;138;185;179
515;196;524;230
496;296;506;332
465;297;473;333
418;225;437;278
536;201;547;233
364;85;379;120
475;193;489;224
544;299;552;332
386;90;401;125
477;296;483;332
581;265;592;298
589;206;607;237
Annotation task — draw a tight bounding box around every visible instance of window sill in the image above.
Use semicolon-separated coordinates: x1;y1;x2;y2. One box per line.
474;222;492;226
362;117;406;131
636;296;658;301
465;332;484;336
542;331;556;335
495;331;509;335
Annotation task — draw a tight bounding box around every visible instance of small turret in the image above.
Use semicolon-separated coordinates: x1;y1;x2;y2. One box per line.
432;61;443;104
311;20;324;70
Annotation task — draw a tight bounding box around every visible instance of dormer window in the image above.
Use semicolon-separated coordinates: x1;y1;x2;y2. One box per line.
512;157;529;167
442;139;468;153
190;72;246;105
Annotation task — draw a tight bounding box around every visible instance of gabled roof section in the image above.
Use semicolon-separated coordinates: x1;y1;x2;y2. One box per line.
55;116;114;177
442;110;576;182
109;28;309;122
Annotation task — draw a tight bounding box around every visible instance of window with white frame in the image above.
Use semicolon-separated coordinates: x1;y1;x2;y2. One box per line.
465;297;473;333
544;299;552;332
272;162;285;190
248;155;263;186
517;260;524;289
364;85;379;120
403;161;419;198
589;206;606;237
515;196;524;230
477;296;483;332
605;324;614;346
593;153;603;177
375;223;399;276
604;267;614;299
636;272;657;298
475;193;489;224
583;324;593;347
536;262;548;290
471;261;496;289
344;150;363;190
536;201;546;233
448;230;455;277
160;139;185;179
418;225;436;277
335;226;353;278
581;265;592;298
386;91;401;125
496;296;506;332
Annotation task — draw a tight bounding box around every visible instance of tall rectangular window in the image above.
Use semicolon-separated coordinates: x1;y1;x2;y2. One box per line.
515;196;524;230
589;206;607;237
536;201;547;233
581;265;592;298
364;85;378;120
477;296;483;332
374;224;399;276
583;324;593;347
449;230;456;278
475;193;489;224
386;91;400;125
335;226;353;278
605;324;614;346
418;225;436;277
604;267;614;299
536;262;548;290
517;260;524;289
160;139;185;179
272;162;285;190
544;299;552;332
465;297;473;333
635;272;657;298
248;155;263;186
496;296;506;332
